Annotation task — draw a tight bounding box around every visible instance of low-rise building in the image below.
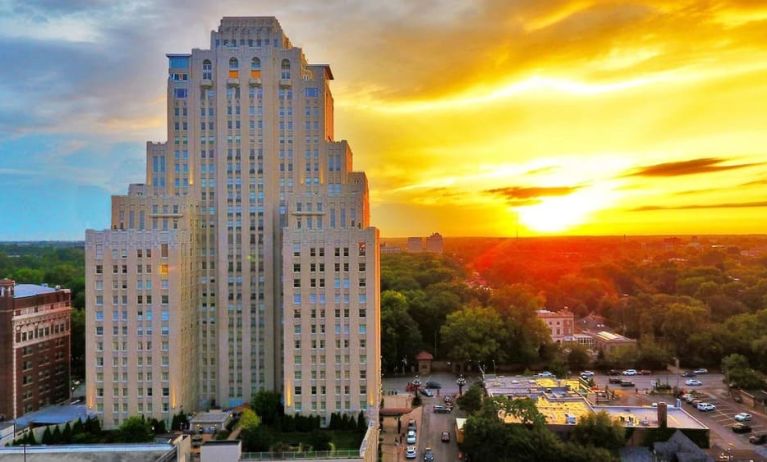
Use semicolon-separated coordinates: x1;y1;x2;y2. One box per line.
536;309;574;343
190;411;232;434
425;233;444;254
592;331;637;353
0;280;72;420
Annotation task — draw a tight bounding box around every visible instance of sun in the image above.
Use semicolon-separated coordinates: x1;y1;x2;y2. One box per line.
516;186;614;233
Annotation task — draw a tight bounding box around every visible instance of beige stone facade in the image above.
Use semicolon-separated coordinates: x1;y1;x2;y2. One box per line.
85;16;380;428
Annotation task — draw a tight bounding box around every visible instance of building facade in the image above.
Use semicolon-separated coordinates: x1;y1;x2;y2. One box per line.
0;280;72;420
85;16;380;427
536;308;574;343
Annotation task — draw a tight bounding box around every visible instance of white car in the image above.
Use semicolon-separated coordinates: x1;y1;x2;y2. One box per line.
693;368;708;374
697;403;716;412
623;369;638;376
406;430;416;444
538;371;555;378
685;379;703;386
580;371;595;378
405;446;417;459
735;413;752;422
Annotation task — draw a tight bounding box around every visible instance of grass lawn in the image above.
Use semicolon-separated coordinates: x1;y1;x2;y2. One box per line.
270;430;364;450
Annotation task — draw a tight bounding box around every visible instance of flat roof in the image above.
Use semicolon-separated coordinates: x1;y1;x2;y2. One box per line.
14;404;91;430
13;284;58;298
593;405;707;430
190;411;231;424
484;375;583;399
0;443;173;454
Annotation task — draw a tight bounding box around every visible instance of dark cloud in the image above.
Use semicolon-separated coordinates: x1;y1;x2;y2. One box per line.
486;185;579;206
629;157;761;177
632;201;767;211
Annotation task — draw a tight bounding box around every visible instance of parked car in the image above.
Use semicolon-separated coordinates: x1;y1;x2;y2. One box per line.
608;369;622;376
441;431;450;442
623;369;638;376
651;402;658;407
732;423;752;434
693;368;709;374
406;446;417;459
609;377;623;384
640;370;652;375
424;448;434;462
749;434;767;445
425;381;442;389
735;413;753;422
620;380;635;387
580;371;595;378
408;419;416;430
443;395;454;404
407;430;417;444
682;371;697;378
697;403;716;412
420;388;434;397
538;371;555;378
685;379;703;386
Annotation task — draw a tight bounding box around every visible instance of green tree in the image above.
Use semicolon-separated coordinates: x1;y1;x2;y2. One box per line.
456;383;483;414
637;341;672;370
571;411;625;453
241;425;273;452
441;305;507;367
240;408;261;430
117;416;153;443
567;344;591;372
307;430;331;451
380;290;423;372
252;391;282;426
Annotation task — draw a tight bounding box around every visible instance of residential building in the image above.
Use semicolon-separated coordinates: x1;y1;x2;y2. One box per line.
536;308;574;343
425;233;443;254
407;237;423;253
0;280;71;420
85;16;380;428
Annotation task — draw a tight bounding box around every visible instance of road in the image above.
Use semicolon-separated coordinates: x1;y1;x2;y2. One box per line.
417;397;460;462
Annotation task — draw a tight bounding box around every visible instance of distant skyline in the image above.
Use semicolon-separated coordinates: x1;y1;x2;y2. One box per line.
2;0;767;239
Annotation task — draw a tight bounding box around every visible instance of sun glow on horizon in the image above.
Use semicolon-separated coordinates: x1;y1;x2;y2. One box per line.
516;185;617;233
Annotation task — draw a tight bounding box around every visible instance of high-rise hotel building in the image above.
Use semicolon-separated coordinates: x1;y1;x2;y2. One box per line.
85;17;380;428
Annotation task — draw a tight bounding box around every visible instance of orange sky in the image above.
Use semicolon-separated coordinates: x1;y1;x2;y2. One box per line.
316;0;767;236
5;0;765;238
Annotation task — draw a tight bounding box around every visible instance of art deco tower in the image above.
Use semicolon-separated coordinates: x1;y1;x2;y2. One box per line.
85;17;380;428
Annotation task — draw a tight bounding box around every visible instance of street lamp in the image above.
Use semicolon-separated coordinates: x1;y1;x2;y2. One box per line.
412;375;422;398
456;375;467;396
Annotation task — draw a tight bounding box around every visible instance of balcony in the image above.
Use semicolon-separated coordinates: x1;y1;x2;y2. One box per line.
279;79;292;88
249;77;262;86
200;79;213;87
227;78;240;87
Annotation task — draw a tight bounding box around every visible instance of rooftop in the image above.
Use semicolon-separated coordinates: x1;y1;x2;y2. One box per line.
13;284;59;298
594;331;634;342
190;411;232;424
13;404;91;431
592;405;707;430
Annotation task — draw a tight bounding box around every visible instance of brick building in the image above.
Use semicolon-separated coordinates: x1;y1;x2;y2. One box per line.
0;279;72;420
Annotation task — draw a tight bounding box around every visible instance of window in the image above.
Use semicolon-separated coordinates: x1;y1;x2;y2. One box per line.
305;87;319;97
174;88;188;99
229;57;239;69
251;57;261;77
202;59;212;80
281;59;291;79
161;244;168;258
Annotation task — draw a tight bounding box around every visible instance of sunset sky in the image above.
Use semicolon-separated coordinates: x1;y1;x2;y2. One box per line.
1;0;766;239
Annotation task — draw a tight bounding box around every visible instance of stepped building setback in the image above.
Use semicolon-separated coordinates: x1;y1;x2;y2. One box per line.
85;17;381;428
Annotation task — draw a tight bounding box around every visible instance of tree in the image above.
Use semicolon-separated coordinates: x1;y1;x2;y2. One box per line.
42;427;52;445
240;408;261;431
441;305;507;367
307;430;331;451
252;391;282;426
567;344;591;372
457;383;483;414
356;412;367;432
637;341;672;370
118;416;153;443
571;411;625;453
241;425;273;452
722;354;766;390
62;422;72;443
380;290;423;372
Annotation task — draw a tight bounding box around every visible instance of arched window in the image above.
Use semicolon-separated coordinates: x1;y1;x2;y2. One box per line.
202;60;212;80
228;58;239;79
251;57;261;70
281;59;291;80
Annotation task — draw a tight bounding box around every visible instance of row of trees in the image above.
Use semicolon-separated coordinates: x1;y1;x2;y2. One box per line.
9;416;163;447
